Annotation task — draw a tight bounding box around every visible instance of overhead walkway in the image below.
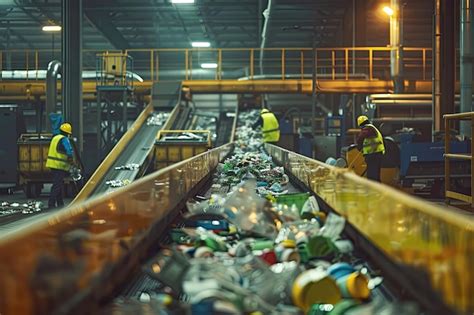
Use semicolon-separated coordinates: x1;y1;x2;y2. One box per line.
1;46;467;98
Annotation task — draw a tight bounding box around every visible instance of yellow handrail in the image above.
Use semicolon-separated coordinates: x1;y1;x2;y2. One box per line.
0;47;434;83
444;111;474;207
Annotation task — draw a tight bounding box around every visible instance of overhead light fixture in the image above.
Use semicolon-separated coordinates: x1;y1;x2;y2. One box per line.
171;0;194;3
192;41;211;48
42;25;61;32
201;63;218;69
382;6;394;16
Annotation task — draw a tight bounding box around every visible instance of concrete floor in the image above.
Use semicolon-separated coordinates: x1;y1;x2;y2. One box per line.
0;185;73;233
0;184;72;205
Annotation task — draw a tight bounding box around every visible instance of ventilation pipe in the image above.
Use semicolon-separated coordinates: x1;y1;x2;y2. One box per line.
259;0;273;75
460;0;473;137
46;60;62;129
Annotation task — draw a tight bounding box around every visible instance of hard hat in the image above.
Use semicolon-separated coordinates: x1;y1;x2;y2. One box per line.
261;108;270;114
60;123;72;135
357;115;369;127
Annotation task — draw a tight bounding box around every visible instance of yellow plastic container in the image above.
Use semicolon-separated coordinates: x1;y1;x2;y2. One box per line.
154;130;211;170
17;134;52;178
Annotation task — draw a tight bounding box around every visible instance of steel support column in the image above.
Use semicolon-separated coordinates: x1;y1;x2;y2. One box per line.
460;0;474;136
390;0;404;93
62;0;83;152
433;0;455;136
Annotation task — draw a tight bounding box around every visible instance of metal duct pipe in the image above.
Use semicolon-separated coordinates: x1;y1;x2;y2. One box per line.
368;94;434;100
259;0;273;75
433;0;442;135
46;60;62;129
460;0;474;136
373;117;432;122
368;94;471;101
370;100;433;105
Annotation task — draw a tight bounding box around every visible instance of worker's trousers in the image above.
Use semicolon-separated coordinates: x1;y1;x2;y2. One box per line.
364;152;384;182
48;169;67;208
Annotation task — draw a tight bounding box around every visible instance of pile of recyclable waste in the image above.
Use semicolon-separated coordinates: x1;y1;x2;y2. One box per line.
104;110;420;314
194;114;218;143
234;110;262;151
160;132;208;142
0;200;44;216
147;112;170;127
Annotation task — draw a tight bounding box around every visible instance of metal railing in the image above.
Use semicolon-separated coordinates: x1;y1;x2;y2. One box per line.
444;112;473;207
0;47;433;82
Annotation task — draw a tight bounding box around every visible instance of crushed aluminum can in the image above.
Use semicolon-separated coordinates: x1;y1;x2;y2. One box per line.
115;163;140;171
106;179;132;188
0;200;44;216
147;112;170;126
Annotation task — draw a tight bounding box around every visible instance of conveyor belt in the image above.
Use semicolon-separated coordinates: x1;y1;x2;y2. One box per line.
0;110;468;315
215;111;236;147
89;116;165;196
103;110;393;312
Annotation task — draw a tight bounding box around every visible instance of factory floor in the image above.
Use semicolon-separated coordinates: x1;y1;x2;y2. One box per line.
444;202;474;214
0;185;72;205
0;185;73;233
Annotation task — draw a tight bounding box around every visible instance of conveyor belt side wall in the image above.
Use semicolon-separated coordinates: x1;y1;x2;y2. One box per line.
0;143;233;315
265;143;474;314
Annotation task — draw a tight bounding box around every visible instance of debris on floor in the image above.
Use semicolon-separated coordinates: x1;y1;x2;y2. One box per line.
0;200;44;216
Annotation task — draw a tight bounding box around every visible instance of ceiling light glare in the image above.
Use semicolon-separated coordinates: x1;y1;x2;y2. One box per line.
192;41;211;48
201;63;218;69
382;6;394;16
42;25;62;32
171;0;194;4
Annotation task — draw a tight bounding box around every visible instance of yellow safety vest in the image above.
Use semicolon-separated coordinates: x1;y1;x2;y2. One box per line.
46;135;71;171
261;112;280;143
362;124;385;155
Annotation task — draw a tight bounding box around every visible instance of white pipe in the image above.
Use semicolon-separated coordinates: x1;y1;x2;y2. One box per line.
259;0;273;75
368;94;473;101
0;70;144;82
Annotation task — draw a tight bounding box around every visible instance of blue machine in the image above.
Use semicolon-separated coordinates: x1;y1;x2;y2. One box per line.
278;118;293;134
298;137;313;157
400;141;470;177
326;115;345;137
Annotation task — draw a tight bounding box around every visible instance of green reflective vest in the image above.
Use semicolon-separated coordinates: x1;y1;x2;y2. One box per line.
261;111;280;143
46;135;71;171
362;124;385;155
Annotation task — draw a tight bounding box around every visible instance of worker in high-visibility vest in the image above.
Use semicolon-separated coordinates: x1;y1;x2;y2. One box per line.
254;108;280;143
356;115;385;182
46;123;74;208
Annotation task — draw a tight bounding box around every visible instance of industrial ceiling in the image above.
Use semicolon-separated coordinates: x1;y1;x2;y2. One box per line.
0;0;433;51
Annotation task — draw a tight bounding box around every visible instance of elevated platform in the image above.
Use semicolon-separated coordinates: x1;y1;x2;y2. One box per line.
0;79;467;101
